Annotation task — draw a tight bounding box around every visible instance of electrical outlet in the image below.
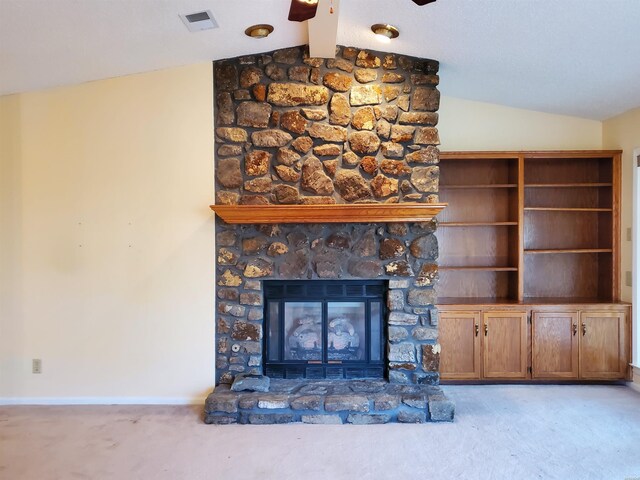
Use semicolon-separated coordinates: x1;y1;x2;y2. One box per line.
626;271;632;287
32;359;42;374
627;227;632;242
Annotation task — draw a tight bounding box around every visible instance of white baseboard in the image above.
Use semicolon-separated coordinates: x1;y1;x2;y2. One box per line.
0;396;206;406
629;366;640;394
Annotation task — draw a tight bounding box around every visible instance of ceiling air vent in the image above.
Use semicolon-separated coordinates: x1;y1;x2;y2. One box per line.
179;10;218;32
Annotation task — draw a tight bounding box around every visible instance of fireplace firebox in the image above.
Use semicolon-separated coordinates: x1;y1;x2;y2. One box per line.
264;280;386;380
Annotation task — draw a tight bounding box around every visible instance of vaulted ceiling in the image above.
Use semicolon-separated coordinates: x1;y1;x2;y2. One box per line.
1;0;639;120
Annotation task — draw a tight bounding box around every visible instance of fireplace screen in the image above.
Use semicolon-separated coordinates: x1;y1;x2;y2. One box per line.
264;280;385;379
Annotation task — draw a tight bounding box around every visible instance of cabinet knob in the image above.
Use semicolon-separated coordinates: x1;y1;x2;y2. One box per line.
475;323;479;336
572;323;577;336
581;322;587;336
484;324;489;336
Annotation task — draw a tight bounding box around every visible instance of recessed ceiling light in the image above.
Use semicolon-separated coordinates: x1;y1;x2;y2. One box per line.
371;23;400;43
245;24;274;39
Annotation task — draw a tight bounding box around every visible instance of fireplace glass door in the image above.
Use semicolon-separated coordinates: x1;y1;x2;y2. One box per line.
264;280;385;379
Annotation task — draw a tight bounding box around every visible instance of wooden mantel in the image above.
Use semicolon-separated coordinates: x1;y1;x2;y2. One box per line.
210;203;447;224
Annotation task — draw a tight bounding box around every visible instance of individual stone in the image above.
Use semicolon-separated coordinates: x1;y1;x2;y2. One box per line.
244;150;271;176
240;293;262;306
290;395;322;411
301;196;335;205
301;108;327;121
323;72;352;92
234;90;251;101
389;312;419;325
342;151;360;166
351;107;376;130
347;259;383;277
301;156;335;195
406;146;439;164
408;288;437;306
215;64;238;91
273;184;300;204
302;51;324;68
287;230;309;248
429;394;455;422
216;93;234;125
244;258;274;278
326;233;351;250
277;147;302;166
360;156;378;175
380;159;411;176
248;356;261;367
385;260;413;276
389;371;410;384
376;119;391;139
374;395;400;410
216;158;242;188
411;166;439;193
382;54;397;69
413;86;440;112
382;85;400;102
275;165;301;182
371;174;398;198
215;189;237;204
301;415;343;424
314;255;343;278
389;279;410;289
378;104;399;121
217;337;229;354
342;47;358;60
267;83;329;106
352;229;376;257
236;101;271;128
231;322;261;341
239;195;270;205
218;144;242;157
216;127;248;143
251;129;293;148
388;326;409;343
325;395;369;412
243;412;294;424
314;144;342;156
355;50;381;68
329;93;351;126
348;131;381;154
247;308;263;321
252;84;267;101
290;139;312;156
350;85;383;106
244;280;261;291
382;72;405;83
244;176;272;193
399;112;439;125
410;235;439;261
381;142;404;158
309;68;321;84
397;95;410;111
279;250;310;278
390;125;415;143
411;73;439;86
415;263;438;287
280;110;308;135
230;374;269;393
267;242;289;257
218;248;239;265
239;66;262;88
326;57;354;72
308;123;348;142
206;395;238;413
216;230;237;247
415;127;440;145
257;396;289;409
398;410;426;423
335;170;372;201
265;63;286;81
217;288;239;302
354;68;378;83
422;343;441;371
388;343;416;362
288;65;310;82
273;46;300;64
413;327;438;341
380;238;405;260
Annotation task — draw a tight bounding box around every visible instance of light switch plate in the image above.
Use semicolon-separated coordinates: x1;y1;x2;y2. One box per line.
627;227;632;242
626;271;632;287
32;359;42;374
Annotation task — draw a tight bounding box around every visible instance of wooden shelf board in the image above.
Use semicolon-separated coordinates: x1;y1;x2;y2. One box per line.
439;266;518;272
437;297;626;306
439;221;518;227
524;248;613;254
440;184;517;189
210;202;447;224
524;207;612;212
525;183;612;188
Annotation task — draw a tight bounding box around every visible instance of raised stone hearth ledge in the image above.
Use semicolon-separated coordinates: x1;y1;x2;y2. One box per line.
210;202;447;224
204;379;454;424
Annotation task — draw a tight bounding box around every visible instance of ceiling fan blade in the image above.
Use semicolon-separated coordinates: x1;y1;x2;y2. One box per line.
288;0;319;22
412;0;437;5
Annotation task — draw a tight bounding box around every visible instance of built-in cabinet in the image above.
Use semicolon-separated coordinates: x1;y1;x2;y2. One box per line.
437;151;631;382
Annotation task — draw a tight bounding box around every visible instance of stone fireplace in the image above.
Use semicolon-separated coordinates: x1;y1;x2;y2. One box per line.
205;45;454;424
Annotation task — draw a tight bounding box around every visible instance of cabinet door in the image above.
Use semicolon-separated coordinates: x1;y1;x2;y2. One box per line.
531;311;579;379
483;311;528;379
579;311;627;379
439;311;482;380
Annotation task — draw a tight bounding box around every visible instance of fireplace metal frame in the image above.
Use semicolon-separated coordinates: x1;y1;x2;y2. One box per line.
263;280;387;380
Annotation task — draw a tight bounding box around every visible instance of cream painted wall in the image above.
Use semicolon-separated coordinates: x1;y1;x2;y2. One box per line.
438;96;602;151
0;63;215;403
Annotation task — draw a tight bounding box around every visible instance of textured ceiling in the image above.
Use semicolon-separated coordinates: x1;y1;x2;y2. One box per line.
1;0;639;120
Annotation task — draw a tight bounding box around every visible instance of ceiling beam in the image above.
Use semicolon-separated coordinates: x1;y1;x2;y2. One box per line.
308;0;340;58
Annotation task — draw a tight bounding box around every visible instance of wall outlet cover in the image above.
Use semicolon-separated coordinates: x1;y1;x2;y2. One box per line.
32;358;42;374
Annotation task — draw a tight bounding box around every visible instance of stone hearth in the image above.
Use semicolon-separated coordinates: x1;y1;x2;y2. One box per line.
208;44;454;423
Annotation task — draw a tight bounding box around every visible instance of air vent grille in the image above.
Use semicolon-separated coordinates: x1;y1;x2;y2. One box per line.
179;10;218;32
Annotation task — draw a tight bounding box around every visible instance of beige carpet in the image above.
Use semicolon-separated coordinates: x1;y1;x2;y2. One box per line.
1;384;639;480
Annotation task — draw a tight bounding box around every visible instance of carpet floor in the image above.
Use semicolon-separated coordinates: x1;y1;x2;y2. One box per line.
1;384;639;480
